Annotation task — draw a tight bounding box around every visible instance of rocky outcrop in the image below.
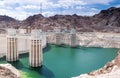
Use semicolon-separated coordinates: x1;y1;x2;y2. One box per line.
20;7;120;32
91;7;120;32
0;64;21;78
74;50;120;78
77;32;120;48
1;7;120;33
0;15;19;29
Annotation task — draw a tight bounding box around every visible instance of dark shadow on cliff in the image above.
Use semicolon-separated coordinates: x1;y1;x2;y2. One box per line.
30;65;54;78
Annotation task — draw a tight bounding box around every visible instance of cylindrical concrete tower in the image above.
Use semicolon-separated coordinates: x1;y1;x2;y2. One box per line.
70;29;77;47
6;28;19;62
26;26;31;33
29;29;43;67
55;28;62;45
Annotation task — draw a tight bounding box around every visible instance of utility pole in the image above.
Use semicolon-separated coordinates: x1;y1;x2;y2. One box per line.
40;3;42;15
40;2;44;31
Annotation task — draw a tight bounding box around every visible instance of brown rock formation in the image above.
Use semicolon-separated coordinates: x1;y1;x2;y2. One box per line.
0;64;21;78
0;7;120;33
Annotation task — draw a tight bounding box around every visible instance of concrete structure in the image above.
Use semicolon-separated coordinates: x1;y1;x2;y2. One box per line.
69;29;77;47
6;29;19;62
29;29;43;67
47;28;77;47
55;28;62;45
26;26;31;33
18;29;26;34
61;33;69;45
0;28;78;66
42;32;47;48
46;32;56;44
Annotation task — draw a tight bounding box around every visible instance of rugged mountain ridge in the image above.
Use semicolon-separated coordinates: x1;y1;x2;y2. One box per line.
0;15;19;28
91;7;120;32
0;7;120;32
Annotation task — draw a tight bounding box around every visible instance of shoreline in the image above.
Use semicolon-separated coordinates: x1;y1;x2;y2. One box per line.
74;50;120;78
0;32;120;78
0;64;21;78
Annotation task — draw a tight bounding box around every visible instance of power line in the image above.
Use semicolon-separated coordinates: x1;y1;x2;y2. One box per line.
40;3;42;14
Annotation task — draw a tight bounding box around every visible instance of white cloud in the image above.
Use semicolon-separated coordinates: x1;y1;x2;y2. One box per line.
76;6;83;9
116;5;120;7
0;0;112;20
82;0;113;5
0;0;50;20
58;0;86;8
60;7;100;16
42;11;56;17
21;5;39;9
0;0;48;5
0;7;34;20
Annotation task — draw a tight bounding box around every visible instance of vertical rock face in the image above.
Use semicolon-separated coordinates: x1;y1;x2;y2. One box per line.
115;51;120;67
0;64;21;78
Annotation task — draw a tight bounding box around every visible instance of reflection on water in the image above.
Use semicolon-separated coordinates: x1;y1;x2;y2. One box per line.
32;65;54;78
10;60;54;78
0;44;118;78
43;44;52;53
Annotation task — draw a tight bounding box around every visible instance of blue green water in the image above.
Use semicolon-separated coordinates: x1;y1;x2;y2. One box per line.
0;44;118;78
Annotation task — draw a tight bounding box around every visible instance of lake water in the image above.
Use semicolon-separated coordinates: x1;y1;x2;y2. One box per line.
0;44;118;78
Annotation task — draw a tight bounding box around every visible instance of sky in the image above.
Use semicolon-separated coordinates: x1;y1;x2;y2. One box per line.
0;0;120;20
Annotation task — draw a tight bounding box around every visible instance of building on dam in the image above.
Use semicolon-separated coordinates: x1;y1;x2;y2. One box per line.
6;28;19;62
54;28;62;45
0;27;77;67
46;28;78;47
29;29;43;67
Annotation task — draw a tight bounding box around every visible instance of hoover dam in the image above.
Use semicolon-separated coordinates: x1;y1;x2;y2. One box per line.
0;28;119;78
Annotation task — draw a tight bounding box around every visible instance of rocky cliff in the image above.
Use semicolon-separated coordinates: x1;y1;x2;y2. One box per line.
0;64;21;78
0;15;19;28
0;7;120;32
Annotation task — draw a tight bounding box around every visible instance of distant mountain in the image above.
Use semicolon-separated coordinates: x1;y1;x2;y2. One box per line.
1;7;120;33
21;14;94;31
92;7;120;32
0;15;19;28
